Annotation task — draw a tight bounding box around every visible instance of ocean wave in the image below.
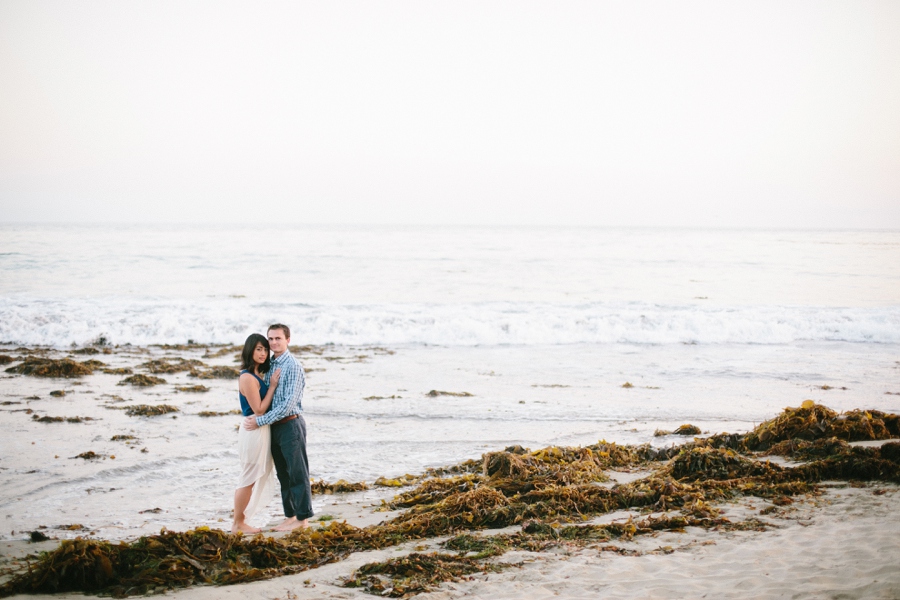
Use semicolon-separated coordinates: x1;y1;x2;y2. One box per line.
0;297;898;347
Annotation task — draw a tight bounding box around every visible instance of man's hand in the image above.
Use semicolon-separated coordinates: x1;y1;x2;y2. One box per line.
243;416;259;431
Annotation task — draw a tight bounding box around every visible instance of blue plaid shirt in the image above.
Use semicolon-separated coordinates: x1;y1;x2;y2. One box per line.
255;350;305;426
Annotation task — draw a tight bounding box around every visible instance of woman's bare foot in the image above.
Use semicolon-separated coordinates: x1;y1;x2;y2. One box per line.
272;517;309;531
232;522;261;534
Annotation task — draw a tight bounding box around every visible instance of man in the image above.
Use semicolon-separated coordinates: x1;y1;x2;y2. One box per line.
243;323;313;531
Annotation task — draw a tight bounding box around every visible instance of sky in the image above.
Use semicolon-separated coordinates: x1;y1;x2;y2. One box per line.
1;1;899;228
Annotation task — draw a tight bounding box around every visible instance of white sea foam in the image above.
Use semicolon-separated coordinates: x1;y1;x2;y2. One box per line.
1;297;898;347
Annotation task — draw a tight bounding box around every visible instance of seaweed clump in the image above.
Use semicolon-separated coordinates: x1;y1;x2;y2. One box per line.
0;355;14;365
139;358;205;374
374;474;422;487
197;410;241;417
203;346;241;359
102;368;133;375
72;347;112;355
175;385;209;393
6;357;98;378
311;480;370;494
118;375;166;387
189;366;240;380
343;552;507;597
124;404;179;417
0;524;391;598
654;424;702;437
32;415;94;424
73;451;102;460
427;390;473;397
743;401;900;450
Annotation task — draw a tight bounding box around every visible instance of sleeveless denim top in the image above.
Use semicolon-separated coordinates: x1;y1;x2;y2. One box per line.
238;370;269;417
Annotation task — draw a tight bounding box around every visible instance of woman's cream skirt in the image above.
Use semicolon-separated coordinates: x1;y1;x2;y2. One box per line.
236;424;275;522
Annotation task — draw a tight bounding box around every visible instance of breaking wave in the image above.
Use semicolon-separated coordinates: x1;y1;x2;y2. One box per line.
1;297;898;347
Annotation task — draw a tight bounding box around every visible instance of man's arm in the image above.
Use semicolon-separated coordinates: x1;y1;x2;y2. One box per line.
255;358;304;426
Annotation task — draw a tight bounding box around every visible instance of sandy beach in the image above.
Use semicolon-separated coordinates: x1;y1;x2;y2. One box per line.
1;343;899;599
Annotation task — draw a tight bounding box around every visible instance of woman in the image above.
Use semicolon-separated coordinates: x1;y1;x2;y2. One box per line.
232;333;281;534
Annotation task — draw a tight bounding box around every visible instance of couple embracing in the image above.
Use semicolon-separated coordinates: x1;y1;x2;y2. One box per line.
232;323;313;533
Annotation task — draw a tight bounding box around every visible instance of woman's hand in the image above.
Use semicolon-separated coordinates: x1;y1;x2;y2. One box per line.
270;368;282;388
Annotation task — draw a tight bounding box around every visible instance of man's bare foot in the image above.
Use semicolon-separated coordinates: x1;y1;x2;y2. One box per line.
272;517;310;532
232;522;261;534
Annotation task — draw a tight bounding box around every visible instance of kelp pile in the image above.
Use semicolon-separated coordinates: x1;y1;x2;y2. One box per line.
0;524;395;598
203;346;242;359
6;357;101;378
189;366;240;380
175;385;209;393
654;424;702;437
197;410;241;417
743;401;900;450
71;347;106;355
102;368;133;375
2;402;899;599
311;480;370;494
32;415;94;424
138;358;205;374
375;474;423;487
123;405;179;417
118;375;166;387
343;552;507;597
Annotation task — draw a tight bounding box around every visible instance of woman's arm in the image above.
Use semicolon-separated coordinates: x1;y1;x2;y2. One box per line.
257;368;280;414
239;369;280;416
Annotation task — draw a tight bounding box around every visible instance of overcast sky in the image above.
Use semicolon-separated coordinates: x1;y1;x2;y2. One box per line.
1;1;898;228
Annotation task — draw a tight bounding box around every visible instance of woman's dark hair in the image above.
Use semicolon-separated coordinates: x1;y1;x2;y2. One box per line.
241;333;271;374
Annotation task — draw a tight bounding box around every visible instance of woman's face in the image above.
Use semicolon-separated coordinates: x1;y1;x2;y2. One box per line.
252;342;269;366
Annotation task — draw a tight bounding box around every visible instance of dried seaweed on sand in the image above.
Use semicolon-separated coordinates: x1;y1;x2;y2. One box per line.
123;404;179;417
343;552;508;597
175;385;209;393
310;480;370;494
6;357;100;378
138;358;205;374
188;366;240;379
3;402;898;599
743;400;900;450
654;424;702;436
118;375;166;387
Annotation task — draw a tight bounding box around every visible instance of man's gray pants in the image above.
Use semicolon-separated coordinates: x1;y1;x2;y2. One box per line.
270;415;314;521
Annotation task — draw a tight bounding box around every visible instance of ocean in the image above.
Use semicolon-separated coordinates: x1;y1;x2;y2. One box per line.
1;224;899;538
3;225;900;346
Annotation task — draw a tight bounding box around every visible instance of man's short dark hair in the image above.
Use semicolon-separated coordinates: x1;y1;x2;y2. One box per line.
268;323;291;339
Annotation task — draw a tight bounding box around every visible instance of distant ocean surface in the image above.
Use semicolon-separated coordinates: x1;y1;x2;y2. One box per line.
1;225;899;347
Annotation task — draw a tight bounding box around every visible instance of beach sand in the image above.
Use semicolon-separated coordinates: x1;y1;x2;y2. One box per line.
1;344;899;599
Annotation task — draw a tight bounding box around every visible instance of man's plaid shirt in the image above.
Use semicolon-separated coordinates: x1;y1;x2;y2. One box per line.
255;350;305;426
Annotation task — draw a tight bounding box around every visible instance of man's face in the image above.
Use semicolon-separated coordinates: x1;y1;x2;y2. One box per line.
267;328;289;355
